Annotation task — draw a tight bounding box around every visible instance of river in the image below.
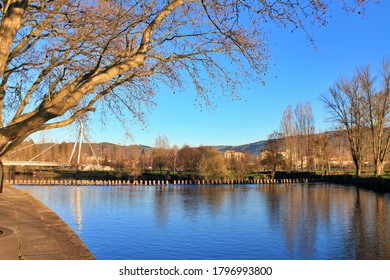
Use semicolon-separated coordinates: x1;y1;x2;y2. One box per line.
16;183;390;260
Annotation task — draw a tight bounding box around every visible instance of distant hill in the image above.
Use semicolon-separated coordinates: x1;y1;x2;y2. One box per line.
214;140;266;155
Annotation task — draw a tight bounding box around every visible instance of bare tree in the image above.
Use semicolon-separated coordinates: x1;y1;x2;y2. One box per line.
153;135;170;173
322;74;367;176
295;101;315;171
140;148;152;172
261;130;285;179
358;60;390;176
280;102;315;172
313;130;333;174
126;145;142;178
0;0;368;192
226;153;247;180
154;135;170;150
280;105;297;172
323;58;390;177
177;145;199;175
170;145;179;172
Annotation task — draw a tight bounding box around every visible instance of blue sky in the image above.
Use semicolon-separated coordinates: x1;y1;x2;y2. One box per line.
36;1;390;148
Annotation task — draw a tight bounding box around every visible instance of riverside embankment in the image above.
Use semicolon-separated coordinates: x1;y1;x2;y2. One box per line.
6;174;389;191
0;184;95;260
6;178;310;186
324;175;390;191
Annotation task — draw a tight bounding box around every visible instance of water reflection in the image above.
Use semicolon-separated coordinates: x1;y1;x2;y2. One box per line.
74;187;83;233
17;183;390;260
258;184;390;259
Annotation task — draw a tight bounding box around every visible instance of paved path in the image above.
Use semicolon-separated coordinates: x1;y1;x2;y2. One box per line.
0;185;95;260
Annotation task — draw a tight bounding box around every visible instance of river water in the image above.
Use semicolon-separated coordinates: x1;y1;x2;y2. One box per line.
16;183;390;260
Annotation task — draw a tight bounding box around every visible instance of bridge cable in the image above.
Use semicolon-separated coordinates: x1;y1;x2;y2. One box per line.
21;128;77;167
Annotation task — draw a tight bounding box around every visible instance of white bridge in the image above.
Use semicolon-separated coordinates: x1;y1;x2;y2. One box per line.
4;122;100;169
3;161;61;167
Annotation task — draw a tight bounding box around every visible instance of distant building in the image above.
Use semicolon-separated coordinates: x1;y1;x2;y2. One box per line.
224;150;244;161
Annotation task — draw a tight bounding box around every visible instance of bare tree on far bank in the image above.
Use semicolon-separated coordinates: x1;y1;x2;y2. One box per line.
261;131;285;179
322;58;390;176
295;102;315;171
322;75;367;176
280;105;297;172
279;102;315;172
153;135;170;173
313;130;333;174
358;61;390;176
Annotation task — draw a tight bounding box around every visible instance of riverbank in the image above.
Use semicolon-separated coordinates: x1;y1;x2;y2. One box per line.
5;177;310;186
0;184;95;260
6;174;390;192
323;175;390;192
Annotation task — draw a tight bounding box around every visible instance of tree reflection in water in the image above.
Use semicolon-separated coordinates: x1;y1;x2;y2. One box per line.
259;184;390;259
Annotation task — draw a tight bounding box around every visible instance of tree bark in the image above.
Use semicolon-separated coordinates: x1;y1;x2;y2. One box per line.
0;160;4;193
0;0;28;77
374;162;384;177
354;161;361;177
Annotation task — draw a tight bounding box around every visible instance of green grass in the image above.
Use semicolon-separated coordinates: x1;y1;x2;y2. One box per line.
381;171;390;179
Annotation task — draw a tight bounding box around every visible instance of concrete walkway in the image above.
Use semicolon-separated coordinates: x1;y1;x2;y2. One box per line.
0;185;95;260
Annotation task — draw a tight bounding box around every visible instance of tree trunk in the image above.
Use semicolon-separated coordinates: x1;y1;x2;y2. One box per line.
0;0;28;77
374;162;384;177
0;160;4;193
355;164;361;177
351;152;362;177
271;164;276;179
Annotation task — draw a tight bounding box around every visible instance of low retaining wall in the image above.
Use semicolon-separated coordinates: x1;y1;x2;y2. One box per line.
324;175;390;191
6;178;310;186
